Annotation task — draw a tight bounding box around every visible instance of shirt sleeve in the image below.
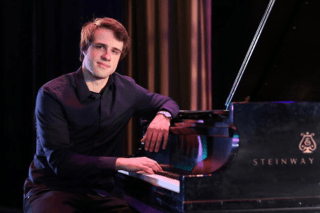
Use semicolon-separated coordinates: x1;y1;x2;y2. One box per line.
132;83;180;119
35;88;117;179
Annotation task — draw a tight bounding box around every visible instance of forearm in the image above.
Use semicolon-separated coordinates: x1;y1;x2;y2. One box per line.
48;150;118;178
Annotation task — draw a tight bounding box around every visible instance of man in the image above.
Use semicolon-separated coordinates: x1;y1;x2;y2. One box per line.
23;17;179;212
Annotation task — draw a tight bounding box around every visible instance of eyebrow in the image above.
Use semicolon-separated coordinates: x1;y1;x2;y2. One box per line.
94;42;123;53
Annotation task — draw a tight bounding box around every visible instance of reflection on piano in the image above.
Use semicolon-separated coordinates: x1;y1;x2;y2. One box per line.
116;103;320;212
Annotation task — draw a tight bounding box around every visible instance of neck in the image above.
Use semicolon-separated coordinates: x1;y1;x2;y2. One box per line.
82;68;109;93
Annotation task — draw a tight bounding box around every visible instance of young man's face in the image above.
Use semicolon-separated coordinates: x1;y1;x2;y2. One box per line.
82;28;124;80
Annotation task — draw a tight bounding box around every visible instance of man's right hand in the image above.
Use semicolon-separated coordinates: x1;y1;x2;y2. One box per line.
115;157;163;174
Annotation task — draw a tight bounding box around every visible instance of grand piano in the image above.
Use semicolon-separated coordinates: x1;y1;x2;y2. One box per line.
116;0;320;212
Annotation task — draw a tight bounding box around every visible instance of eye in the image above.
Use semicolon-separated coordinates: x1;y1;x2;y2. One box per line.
93;44;105;50
112;49;121;55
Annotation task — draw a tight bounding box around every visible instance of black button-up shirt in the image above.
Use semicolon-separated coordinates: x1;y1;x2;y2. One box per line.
24;68;179;197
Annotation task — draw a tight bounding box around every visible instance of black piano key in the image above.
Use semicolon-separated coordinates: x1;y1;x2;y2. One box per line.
155;170;181;180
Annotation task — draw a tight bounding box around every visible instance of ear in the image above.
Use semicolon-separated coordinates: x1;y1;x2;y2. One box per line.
82;44;90;56
82;48;87;56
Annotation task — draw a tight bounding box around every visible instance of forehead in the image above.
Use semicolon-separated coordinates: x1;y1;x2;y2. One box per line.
92;28;124;50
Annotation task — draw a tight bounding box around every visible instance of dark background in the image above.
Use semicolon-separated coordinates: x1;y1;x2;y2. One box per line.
1;0;125;210
2;0;319;211
212;0;320;108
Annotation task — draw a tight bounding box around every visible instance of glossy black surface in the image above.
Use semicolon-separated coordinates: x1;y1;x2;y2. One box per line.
117;103;320;212
140;110;238;175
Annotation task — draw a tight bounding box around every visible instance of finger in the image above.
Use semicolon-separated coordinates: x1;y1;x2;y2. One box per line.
148;131;158;152
143;166;155;174
140;135;148;151
144;131;153;151
144;158;162;172
157;162;163;171
154;132;164;152
150;158;163;171
134;159;154;174
162;131;169;150
151;161;163;172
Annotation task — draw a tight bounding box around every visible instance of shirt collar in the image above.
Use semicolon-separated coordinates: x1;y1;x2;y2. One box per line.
75;67;115;102
103;73;114;93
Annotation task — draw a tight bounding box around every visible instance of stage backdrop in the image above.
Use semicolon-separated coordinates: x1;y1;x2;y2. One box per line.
123;0;212;154
1;0;212;209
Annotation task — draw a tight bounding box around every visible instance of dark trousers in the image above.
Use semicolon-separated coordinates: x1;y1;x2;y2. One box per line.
23;190;137;213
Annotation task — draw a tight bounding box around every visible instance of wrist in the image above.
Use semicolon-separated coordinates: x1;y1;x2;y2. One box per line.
157;110;172;120
115;157;125;170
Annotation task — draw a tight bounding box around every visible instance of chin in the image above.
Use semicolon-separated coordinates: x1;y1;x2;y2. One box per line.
93;74;109;80
94;71;114;79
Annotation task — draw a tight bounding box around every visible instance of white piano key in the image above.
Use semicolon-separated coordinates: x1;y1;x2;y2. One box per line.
118;170;180;193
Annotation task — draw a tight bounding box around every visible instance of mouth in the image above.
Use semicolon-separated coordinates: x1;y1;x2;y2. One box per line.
97;62;111;68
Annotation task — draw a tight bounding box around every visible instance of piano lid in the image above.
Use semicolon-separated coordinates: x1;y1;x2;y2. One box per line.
212;0;320;109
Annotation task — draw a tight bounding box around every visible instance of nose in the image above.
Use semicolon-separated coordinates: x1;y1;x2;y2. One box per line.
101;49;111;61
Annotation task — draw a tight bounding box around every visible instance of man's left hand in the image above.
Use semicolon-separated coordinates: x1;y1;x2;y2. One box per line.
141;114;171;152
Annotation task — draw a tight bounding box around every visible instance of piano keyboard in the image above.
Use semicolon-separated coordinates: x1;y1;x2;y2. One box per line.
117;170;180;193
155;170;181;180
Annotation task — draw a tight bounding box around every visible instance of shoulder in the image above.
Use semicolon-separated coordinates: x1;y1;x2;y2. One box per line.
111;72;140;91
112;72;136;85
111;72;145;105
37;72;77;104
41;72;75;95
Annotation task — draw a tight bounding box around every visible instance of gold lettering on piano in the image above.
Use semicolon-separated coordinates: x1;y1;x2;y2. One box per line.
252;132;317;166
253;158;314;166
299;132;317;154
281;159;287;164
